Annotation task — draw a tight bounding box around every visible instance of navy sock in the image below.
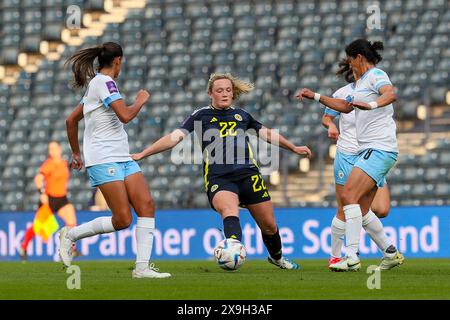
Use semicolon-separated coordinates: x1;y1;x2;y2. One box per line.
223;216;242;241
262;228;282;260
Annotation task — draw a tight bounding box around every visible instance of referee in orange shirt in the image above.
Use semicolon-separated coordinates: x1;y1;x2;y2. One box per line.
20;141;78;260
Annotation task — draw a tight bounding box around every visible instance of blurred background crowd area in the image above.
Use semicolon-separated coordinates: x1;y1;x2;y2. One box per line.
0;0;449;212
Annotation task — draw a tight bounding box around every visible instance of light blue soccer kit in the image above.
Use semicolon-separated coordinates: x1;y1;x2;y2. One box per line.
326;68;397;187
80;73;141;187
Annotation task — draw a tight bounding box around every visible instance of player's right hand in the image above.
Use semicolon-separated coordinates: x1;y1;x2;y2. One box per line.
70;153;84;171
328;125;339;141
136;90;150;105
295;88;315;101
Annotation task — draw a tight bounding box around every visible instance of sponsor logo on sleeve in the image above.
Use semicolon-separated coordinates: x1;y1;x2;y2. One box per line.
106;81;119;94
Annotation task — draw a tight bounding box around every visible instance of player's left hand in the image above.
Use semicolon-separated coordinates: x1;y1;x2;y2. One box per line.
39;193;49;205
293;146;312;158
351;101;372;110
131;153;144;161
70;153;84;171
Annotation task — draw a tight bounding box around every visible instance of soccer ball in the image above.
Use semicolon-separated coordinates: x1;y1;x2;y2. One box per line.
214;238;247;271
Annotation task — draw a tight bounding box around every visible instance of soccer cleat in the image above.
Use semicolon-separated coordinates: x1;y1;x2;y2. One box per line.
19;248;28;262
329;256;361;272
328;257;342;271
59;227;74;267
268;256;300;270
132;263;171;279
378;251;405;271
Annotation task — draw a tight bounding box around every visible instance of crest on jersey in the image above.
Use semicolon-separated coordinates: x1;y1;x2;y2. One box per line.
234;114;242;121
211;184;219;192
108;167;116;176
345;95;354;103
338;170;344;179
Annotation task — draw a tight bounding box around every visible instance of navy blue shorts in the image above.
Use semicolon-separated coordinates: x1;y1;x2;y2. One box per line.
206;173;271;211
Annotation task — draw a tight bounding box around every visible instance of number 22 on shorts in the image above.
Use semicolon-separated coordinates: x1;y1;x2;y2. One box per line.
251;174;266;192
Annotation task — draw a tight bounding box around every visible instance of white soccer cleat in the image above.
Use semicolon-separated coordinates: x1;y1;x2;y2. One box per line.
132;263;171;279
59;226;74;267
268;256;300;270
378;251;405;271
329;256;361;272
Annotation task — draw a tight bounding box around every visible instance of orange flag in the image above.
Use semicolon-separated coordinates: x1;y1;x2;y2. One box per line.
33;204;59;243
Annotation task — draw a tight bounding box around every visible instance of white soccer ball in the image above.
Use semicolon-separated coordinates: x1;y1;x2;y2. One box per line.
214;238;247;271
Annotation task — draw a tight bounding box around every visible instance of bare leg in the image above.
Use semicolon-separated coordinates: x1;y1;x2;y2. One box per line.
212;191;241;240
57;204;77;227
371;184;391;218
340;168;377;260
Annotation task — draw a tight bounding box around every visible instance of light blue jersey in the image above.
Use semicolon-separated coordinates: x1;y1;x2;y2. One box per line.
325;83;359;155
325;80;393;186
81;73;131;167
352;68;398;153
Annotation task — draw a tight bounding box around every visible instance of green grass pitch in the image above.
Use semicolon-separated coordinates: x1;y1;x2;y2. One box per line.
0;259;449;300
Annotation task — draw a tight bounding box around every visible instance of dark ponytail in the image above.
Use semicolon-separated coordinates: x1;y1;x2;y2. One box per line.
345;39;384;65
336;58;355;83
65;42;123;88
371;41;384;52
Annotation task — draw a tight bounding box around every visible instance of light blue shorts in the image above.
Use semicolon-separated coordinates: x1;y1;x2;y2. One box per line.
334;150;359;186
86;161;141;187
354;149;397;188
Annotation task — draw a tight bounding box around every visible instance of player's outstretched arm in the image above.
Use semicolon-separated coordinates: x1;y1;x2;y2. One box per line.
109;89;150;124
351;85;397;110
258;127;312;158
66;103;84;170
322;114;339;141
132;129;187;161
296;88;353;113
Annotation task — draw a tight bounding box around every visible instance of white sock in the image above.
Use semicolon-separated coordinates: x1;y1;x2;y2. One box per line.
343;204;362;260
67;216;115;241
363;209;392;257
331;216;345;258
135;217;155;272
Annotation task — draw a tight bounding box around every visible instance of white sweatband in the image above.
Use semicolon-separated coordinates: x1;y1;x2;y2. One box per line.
314;93;321;102
368;101;378;109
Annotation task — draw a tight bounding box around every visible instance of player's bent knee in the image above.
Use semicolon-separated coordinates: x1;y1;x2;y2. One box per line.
218;207;238;218
112;215;132;230
372;208;389;219
340;189;357;206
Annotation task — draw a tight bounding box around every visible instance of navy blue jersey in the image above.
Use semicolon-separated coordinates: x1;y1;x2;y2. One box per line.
180;105;263;179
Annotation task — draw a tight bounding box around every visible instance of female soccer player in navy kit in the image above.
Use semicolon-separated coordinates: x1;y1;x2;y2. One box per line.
62;42;170;278
298;40;404;271
133;73;311;269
